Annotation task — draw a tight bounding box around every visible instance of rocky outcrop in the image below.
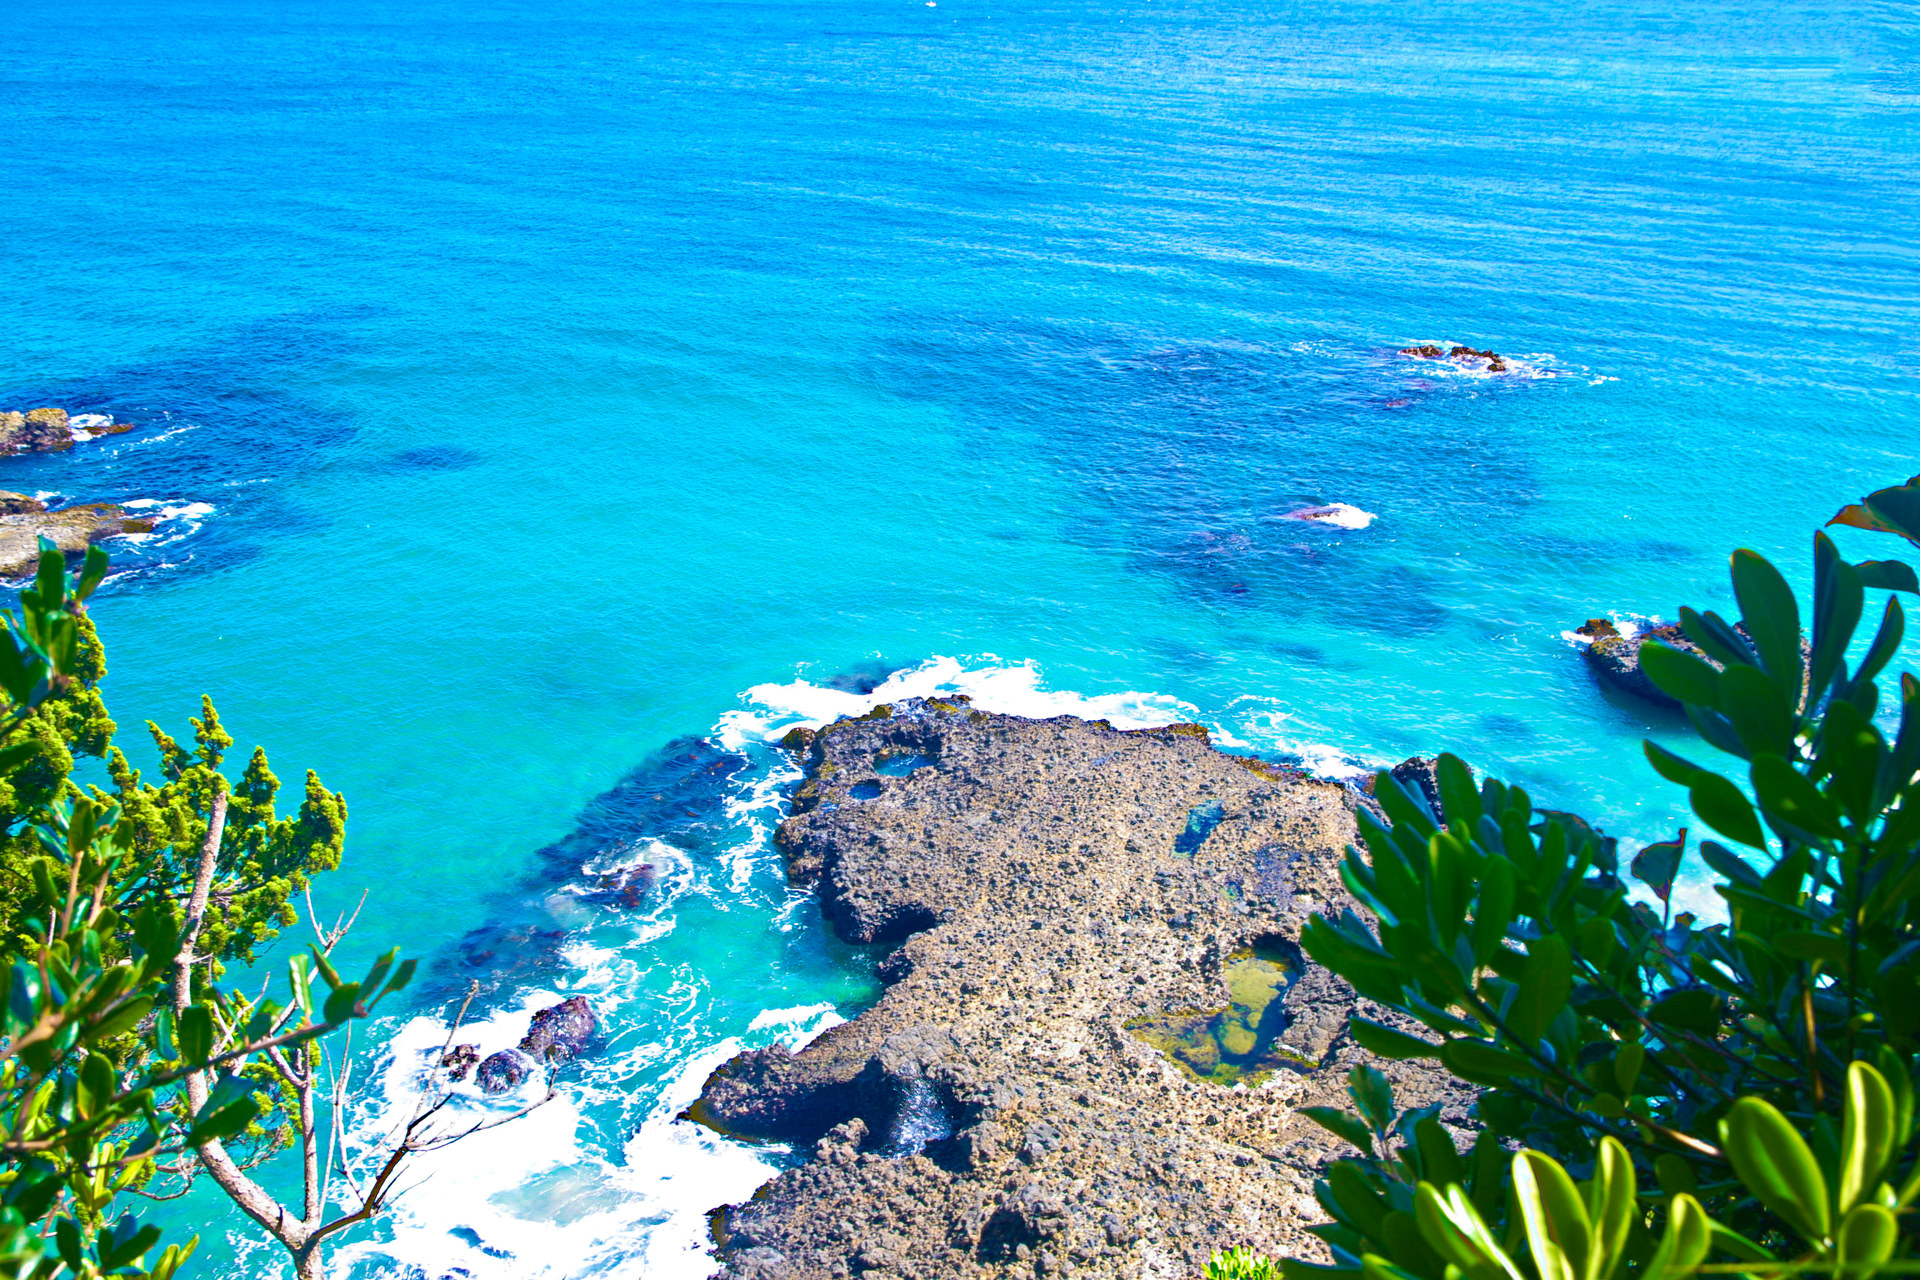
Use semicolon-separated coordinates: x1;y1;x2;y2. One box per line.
476;995;598;1095
1575;618;1683;708
1399;344;1508;373
0;408;135;456
0;497;152;577
695;701;1468;1280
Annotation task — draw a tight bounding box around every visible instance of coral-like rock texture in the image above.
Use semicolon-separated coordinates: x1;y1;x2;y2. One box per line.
0;499;149;577
0;407;135;456
697;700;1467;1280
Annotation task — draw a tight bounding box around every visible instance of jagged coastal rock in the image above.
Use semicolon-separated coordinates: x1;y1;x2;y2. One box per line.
0;407;134;455
476;995;598;1094
1398;344;1508;373
0;494;152;577
696;701;1468;1280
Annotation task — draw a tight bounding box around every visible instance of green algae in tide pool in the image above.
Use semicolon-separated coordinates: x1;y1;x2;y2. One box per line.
1128;938;1303;1085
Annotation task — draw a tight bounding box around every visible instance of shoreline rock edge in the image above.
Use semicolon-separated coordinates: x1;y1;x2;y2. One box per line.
693;699;1469;1280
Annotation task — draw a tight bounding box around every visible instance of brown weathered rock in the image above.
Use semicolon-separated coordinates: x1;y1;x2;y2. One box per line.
0;503;145;576
0;492;46;516
0;408;135;455
697;701;1468;1280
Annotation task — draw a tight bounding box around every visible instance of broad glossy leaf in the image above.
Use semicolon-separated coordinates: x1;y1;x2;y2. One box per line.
1414;1181;1523;1280
1679;606;1755;669
1412;1116;1464;1187
1720;664;1796;756
1835;1203;1897;1279
1301;1107;1374;1156
1697;839;1760;887
1731;549;1802;683
1348;1018;1439;1061
1644;741;1705;787
1720;1095;1831;1241
1840;1061;1897;1212
1326;1161;1391;1236
1630;836;1684;903
1866;482;1920;542
1471;858;1515;967
1510;936;1572;1045
1648;988;1722;1034
1640;642;1721;708
1514;1150;1588;1280
1811;535;1865;700
1440;1039;1540;1085
176;1004;212;1067
1348;1065;1395;1136
1436;754;1480;828
322;980;363;1026
1688;773;1767;849
1855;559;1920;593
1772;930;1847;967
1749;752;1843;841
1585;1138;1635;1280
1642;1193;1711;1280
1611;1043;1644;1096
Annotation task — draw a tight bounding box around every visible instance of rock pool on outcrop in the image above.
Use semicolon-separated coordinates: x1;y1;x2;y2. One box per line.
694;700;1471;1280
1125;939;1303;1085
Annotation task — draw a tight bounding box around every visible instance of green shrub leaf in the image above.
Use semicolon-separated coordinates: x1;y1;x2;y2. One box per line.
1719;1095;1831;1242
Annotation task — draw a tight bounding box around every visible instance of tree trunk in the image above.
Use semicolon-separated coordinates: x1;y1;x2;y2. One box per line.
293;1239;325;1280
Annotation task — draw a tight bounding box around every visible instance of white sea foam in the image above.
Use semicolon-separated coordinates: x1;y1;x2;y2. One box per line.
1279;502;1375;529
1396;343;1571;381
115;499;215;549
715;654;1199;750
1559;612;1656;648
328;997;841;1280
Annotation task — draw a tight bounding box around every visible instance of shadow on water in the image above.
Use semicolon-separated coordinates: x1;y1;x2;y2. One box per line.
0;310;369;587
866;315;1608;637
427;734;755;1000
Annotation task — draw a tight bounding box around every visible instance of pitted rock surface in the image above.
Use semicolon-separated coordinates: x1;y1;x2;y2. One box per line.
696;700;1469;1279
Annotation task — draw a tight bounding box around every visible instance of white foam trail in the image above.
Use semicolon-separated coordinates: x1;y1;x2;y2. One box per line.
716;654;1199;750
1279;502;1375;529
1559;612;1655;648
329;998;843;1280
115;499;215;550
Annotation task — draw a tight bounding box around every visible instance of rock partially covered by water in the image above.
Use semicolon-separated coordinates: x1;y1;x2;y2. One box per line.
441;1043;480;1082
0;408;135;456
696;701;1468;1279
475;995;598;1094
1400;343;1508;373
523;995;597;1064
0;501;151;577
474;1048;535;1094
1577;618;1694;709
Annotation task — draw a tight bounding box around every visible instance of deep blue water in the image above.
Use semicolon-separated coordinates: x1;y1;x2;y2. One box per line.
4;0;1918;1274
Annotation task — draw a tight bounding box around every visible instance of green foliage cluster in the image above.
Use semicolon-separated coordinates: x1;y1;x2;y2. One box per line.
0;543;412;1278
1272;481;1920;1280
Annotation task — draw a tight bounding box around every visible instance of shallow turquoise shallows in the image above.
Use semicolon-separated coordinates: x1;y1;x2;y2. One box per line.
4;0;1918;1273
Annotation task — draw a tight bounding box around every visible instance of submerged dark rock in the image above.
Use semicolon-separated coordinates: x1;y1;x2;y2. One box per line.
696;700;1468;1279
475;996;598;1094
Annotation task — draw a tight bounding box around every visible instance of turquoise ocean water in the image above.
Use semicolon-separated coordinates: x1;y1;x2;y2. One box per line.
4;0;1919;1273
